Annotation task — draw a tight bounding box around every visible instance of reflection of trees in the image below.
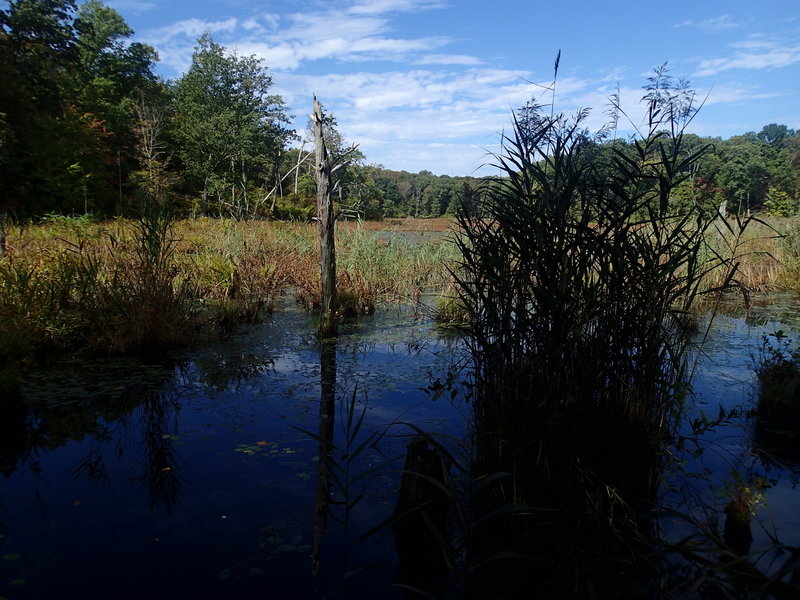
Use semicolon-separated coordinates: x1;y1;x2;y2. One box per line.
2;358;187;513
752;423;800;477
312;339;336;577
71;444;112;484
134;392;184;512
0;394;31;478
193;350;274;392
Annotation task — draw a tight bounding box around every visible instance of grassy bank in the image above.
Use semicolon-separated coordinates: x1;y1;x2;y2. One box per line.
0;216;457;377
2;212;799;371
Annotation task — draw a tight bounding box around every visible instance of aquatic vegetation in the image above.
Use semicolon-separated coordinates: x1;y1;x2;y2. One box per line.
754;330;800;423
432;288;470;329
449;67;760;594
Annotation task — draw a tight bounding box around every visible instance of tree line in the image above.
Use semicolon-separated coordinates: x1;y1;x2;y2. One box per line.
1;0;799;223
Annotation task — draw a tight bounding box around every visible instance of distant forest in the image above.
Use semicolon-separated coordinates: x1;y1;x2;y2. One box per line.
1;0;799;221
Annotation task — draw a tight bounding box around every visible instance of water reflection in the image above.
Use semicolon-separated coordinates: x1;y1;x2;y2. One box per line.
134;392;184;512
0;394;30;478
193;350;274;392
312;338;336;577
6;297;798;597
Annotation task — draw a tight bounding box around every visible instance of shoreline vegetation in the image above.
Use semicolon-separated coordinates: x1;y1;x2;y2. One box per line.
1;213;798;369
0;216;457;378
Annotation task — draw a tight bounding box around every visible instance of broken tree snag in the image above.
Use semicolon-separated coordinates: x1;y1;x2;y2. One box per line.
313;96;337;337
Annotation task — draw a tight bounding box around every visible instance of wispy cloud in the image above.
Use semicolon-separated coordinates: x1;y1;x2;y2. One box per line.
676;15;739;31
144;17;239;45
106;0;155;16
415;54;484;66
141;3;459;73
347;0;448;15
693;39;800;77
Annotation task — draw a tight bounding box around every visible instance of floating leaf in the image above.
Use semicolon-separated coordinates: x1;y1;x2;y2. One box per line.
256;440;268;447
2;553;21;561
216;568;232;581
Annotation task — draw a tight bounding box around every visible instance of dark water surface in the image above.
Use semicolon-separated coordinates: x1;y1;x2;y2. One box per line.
668;293;800;580
0;300;466;599
2;294;800;598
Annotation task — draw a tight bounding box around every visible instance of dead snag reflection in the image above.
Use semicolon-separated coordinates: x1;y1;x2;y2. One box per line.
312;338;337;577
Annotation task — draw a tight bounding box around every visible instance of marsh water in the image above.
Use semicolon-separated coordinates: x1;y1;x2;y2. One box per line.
1;294;800;599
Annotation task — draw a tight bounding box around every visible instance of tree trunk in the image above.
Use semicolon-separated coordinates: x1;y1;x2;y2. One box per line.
314;97;337;337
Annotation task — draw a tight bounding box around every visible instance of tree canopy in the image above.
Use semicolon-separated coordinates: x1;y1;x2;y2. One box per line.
0;1;798;220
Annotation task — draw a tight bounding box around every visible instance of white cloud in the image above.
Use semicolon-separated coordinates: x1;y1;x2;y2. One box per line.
106;0;155;15
143;17;239;45
701;83;780;105
415;54;483;66
141;5;462;75
693;41;800;76
347;0;448;15
676;15;739;31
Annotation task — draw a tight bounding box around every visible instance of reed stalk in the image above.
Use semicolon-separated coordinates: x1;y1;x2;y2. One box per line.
452;66;753;594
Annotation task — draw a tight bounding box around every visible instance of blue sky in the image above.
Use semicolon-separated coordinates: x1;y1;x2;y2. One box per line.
111;0;799;175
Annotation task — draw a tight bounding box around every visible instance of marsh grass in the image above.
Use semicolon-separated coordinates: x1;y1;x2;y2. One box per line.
0;216;454;369
0;202;199;357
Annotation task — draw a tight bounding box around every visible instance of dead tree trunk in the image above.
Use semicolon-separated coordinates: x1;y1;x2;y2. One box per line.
313;97;337;337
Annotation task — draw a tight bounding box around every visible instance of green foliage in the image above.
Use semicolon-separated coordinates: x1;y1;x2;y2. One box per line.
763;187;798;217
172;34;292;217
0;0;160;216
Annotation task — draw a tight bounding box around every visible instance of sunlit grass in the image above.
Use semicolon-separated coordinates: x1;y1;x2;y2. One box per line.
0;217;456;368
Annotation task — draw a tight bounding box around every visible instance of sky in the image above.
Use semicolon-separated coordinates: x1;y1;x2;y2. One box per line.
110;0;800;176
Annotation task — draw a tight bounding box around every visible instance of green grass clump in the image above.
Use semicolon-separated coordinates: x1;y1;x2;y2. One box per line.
433;290;470;328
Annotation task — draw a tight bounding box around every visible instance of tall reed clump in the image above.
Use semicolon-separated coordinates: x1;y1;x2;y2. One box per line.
177;218;285;330
93;197;198;352
0;200;198;362
452;66;749;595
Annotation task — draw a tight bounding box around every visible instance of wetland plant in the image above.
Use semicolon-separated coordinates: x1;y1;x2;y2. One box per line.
451;66;753;595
